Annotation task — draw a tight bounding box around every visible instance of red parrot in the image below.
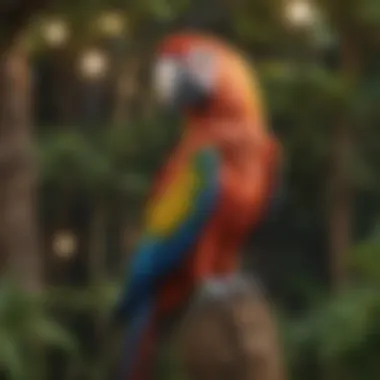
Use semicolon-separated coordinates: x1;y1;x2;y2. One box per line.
113;32;282;380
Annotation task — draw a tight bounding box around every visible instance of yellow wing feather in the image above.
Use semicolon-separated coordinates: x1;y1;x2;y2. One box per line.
145;167;201;237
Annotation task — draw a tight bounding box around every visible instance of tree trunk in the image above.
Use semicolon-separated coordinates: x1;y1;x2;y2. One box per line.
326;34;360;291
0;42;41;292
88;203;109;380
324;33;360;380
326;123;353;290
112;58;139;125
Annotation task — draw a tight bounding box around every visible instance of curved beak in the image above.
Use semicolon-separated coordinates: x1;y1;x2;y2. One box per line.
153;58;209;111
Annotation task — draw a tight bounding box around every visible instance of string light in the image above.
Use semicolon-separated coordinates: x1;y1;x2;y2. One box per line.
52;230;77;259
284;0;316;27
79;49;108;79
97;11;125;37
41;19;69;47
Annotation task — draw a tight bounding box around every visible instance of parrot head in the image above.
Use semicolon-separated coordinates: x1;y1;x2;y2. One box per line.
153;32;265;121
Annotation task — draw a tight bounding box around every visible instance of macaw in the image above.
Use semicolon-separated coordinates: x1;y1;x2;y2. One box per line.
113;32;282;380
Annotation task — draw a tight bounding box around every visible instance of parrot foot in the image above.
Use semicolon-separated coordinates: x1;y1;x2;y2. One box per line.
191;273;265;310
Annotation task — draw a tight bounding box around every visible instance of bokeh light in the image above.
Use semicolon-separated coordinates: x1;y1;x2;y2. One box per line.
97;11;125;37
79;49;108;79
284;0;316;27
41;19;69;47
52;230;77;259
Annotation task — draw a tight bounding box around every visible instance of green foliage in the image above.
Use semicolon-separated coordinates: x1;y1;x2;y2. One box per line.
284;235;380;380
39;131;115;194
38;117;178;201
0;281;77;380
350;228;380;283
286;285;379;361
46;282;118;314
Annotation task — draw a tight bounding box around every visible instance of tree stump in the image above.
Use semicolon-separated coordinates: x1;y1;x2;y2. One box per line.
177;275;285;380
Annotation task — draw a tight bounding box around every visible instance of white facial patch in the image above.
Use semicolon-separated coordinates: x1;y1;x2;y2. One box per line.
153;58;182;103
153;49;217;106
186;47;216;93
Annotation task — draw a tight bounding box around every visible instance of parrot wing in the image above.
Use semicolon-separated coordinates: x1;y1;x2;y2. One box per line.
113;147;221;321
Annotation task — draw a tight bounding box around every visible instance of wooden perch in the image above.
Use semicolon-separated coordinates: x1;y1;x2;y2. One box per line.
177;275;286;380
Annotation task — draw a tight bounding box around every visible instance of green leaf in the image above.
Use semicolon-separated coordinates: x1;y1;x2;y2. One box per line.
286;286;380;364
0;330;24;380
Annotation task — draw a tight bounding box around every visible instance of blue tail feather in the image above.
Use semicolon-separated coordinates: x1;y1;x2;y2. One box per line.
119;299;156;380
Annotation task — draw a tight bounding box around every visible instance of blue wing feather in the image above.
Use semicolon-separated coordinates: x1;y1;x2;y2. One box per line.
113;148;220;321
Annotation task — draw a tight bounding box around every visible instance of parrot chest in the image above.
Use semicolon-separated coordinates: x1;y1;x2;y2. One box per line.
219;139;278;231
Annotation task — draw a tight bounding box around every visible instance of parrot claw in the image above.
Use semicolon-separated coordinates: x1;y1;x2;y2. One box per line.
190;273;265;310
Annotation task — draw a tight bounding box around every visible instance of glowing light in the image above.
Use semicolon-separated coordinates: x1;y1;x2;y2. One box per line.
79;49;108;79
41;19;69;47
285;0;316;27
52;230;77;259
98;11;125;37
